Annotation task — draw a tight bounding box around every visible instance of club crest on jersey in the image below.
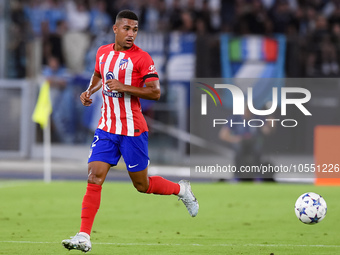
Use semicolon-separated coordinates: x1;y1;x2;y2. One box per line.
119;59;128;70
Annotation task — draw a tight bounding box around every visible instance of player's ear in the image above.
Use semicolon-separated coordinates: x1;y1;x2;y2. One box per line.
113;24;117;34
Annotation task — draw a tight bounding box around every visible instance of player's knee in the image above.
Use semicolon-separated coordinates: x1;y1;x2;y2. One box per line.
88;172;104;185
133;182;149;193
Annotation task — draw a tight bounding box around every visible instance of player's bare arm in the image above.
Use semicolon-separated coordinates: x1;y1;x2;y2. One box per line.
80;71;102;106
105;79;161;101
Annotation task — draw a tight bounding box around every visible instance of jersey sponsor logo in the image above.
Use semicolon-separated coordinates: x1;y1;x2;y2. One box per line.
119;59;129;70
148;65;156;74
103;90;123;98
106;71;115;80
105;71;115;90
149;65;156;71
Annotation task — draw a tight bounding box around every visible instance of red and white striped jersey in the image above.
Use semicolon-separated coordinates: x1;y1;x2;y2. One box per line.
94;43;159;136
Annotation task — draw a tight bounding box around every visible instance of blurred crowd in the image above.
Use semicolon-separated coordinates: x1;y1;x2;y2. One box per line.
228;0;340;76
7;0;340;78
4;0;340;144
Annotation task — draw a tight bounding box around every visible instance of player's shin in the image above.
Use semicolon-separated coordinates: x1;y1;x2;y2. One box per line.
80;183;102;235
146;176;180;195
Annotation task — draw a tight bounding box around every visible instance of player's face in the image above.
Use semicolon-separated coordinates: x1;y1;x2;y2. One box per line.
113;18;138;51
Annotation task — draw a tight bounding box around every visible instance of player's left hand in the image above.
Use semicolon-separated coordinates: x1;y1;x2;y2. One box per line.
105;79;125;92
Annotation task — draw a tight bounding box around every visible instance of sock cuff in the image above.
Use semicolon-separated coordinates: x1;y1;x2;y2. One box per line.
87;183;102;192
177;182;185;197
146;176;153;194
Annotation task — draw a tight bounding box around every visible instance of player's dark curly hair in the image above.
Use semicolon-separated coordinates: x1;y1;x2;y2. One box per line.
116;10;138;22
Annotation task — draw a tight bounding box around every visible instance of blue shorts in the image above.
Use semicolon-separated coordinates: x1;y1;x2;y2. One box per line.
88;129;149;172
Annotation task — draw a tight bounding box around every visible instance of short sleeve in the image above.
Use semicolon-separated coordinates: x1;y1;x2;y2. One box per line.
139;52;159;83
94;47;101;74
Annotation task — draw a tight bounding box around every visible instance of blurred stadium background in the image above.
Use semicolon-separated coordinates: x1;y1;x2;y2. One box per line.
1;0;340;183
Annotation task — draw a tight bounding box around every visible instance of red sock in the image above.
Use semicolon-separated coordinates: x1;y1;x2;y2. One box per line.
80;183;102;235
146;176;180;195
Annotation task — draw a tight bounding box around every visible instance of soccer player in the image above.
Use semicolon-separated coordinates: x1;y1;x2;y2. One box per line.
62;10;199;253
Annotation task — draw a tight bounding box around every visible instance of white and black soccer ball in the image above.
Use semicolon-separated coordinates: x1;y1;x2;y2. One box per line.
294;192;327;224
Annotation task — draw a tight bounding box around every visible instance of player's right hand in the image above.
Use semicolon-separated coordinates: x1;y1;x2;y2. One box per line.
80;91;93;106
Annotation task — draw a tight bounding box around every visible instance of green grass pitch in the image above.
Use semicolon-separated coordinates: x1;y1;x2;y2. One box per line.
0;180;339;254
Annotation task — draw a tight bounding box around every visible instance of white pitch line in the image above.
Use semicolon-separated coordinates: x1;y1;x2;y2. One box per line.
0;241;54;244
0;241;340;248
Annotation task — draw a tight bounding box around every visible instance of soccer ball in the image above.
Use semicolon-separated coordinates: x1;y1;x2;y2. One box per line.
294;192;327;224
